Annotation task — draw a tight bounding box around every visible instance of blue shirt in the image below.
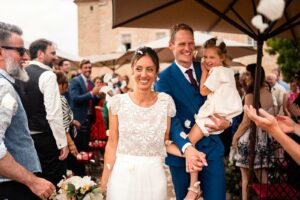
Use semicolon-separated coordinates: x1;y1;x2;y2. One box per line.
278;80;290;91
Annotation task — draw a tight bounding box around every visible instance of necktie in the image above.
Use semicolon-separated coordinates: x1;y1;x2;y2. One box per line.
185;69;198;90
87;80;93;114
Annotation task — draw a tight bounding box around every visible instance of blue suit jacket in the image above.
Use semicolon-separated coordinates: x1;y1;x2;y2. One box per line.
69;75;99;124
155;61;224;166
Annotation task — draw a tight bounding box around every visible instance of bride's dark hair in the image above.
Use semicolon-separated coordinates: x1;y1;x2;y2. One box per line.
131;46;160;72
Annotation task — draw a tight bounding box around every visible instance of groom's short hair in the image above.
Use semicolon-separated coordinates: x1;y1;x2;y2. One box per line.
169;23;194;44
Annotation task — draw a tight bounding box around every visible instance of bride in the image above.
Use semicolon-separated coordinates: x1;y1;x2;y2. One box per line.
100;47;175;200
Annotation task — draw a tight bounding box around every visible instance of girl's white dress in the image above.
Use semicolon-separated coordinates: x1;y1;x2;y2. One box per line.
106;92;176;200
195;66;243;135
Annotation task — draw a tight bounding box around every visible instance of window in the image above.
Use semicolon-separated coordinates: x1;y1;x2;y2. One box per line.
121;34;132;51
98;0;108;6
247;36;257;47
156;32;166;40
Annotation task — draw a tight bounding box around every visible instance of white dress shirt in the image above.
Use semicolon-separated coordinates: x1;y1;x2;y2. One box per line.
175;60;199;85
272;82;286;115
28;61;67;149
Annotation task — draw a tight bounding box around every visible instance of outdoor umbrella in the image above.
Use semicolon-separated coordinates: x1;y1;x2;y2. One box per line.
121;31;256;64
112;0;300;197
86;52;127;69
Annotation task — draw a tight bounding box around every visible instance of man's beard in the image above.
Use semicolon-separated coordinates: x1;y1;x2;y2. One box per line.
5;57;29;82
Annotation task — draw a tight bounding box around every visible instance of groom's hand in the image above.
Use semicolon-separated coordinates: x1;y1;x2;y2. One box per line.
184;146;207;173
205;114;230;132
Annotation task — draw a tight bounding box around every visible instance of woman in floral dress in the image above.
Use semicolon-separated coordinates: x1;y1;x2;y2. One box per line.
232;64;274;200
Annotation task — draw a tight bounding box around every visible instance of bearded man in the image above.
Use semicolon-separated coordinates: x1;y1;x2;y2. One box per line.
0;21;55;200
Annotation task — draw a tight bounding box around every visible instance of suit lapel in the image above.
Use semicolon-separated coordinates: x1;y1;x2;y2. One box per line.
170;62;200;111
79;76;88;93
193;62;201;83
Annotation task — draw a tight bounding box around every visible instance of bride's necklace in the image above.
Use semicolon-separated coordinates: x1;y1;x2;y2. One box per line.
130;91;158;107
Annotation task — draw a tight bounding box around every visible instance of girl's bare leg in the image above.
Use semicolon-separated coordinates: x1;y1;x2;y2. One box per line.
184;172;201;200
189;124;205;145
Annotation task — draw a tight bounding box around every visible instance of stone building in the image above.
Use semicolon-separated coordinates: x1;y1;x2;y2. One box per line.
75;0;168;56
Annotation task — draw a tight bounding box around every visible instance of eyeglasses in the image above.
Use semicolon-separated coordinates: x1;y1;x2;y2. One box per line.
1;46;26;56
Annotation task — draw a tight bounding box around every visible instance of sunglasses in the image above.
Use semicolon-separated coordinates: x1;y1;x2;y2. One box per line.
1;46;26;56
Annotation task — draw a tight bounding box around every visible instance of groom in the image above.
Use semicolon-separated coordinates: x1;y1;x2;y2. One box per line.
155;23;229;200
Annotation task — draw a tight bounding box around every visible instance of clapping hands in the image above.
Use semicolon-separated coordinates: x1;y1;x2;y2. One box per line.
244;105;296;135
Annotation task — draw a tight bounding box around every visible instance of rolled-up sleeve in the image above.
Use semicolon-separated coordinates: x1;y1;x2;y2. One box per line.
0;84;17;159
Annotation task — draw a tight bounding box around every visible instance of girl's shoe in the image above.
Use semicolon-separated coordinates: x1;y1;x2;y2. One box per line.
184;181;201;200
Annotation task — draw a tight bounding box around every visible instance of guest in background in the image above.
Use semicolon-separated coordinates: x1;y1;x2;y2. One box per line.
90;76;107;141
54;71;82;176
266;73;286;114
69;59;101;175
119;75;132;94
20;39;69;186
58;59;71;76
283;77;298;117
232;64;274;200
272;68;289;91
54;71;80;157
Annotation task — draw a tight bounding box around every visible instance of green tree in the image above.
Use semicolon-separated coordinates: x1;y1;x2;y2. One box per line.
266;38;300;82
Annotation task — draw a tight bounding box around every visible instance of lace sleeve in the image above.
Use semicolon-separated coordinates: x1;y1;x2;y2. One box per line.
110;94;122;115
165;93;176;117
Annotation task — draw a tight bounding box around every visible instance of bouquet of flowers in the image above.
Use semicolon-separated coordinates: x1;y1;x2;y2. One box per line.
50;176;103;200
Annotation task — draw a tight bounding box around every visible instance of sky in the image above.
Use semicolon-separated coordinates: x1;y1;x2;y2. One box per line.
0;0;78;55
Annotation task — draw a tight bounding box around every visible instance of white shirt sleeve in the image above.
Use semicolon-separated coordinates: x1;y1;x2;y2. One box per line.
39;71;67;149
0;84;18;159
182;142;193;153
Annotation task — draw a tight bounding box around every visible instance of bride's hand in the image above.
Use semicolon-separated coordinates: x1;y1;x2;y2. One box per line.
99;181;107;193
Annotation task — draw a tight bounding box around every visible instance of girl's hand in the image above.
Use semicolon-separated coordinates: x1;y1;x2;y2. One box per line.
73;120;81;129
66;133;78;157
68;141;78;157
201;62;208;74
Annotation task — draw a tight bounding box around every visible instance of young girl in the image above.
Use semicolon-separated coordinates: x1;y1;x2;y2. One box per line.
166;37;243;200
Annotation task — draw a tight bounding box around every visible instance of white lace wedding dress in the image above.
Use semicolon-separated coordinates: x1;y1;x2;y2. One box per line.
106;92;175;200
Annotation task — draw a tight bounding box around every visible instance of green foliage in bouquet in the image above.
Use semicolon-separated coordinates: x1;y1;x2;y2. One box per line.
65;182;99;199
50;176;103;200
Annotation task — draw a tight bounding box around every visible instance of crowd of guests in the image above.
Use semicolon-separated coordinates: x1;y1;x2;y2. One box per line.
0;21;132;199
231;60;300;200
1;20;300;200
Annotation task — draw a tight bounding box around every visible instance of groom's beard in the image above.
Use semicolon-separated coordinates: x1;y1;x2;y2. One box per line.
5;57;29;82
